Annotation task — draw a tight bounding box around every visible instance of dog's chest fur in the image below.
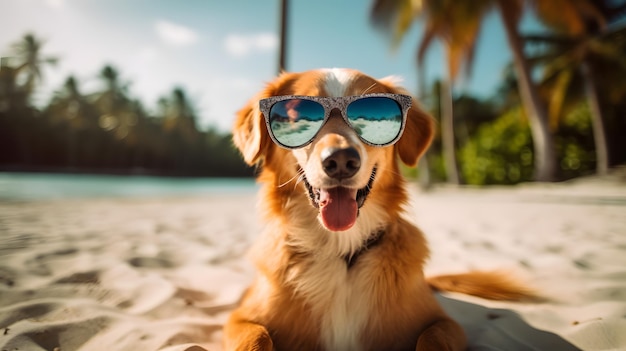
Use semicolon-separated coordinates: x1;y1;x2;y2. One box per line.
254;200;429;351
288;251;375;351
262;199;388;351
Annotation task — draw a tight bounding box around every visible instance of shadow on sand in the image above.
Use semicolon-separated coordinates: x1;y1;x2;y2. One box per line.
436;294;580;351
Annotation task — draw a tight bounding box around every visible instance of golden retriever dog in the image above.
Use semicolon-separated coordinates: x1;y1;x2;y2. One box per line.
225;68;534;351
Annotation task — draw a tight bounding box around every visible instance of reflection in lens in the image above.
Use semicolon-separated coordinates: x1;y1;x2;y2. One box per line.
346;97;403;145
269;99;325;147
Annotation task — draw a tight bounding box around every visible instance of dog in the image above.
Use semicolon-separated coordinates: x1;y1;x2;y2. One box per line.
225;68;535;351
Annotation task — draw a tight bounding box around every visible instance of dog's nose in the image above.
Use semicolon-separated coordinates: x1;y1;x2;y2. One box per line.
321;147;361;179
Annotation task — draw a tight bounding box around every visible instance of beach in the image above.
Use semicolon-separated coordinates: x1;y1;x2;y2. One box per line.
0;173;625;351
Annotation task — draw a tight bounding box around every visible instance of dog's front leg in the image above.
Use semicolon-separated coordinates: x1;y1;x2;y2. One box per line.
415;318;466;351
224;313;274;351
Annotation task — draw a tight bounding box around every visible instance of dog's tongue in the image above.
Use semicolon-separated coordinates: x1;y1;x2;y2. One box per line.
319;187;358;232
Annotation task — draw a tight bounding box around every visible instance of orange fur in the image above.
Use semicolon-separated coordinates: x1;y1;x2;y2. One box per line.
225;68;534;351
427;271;540;302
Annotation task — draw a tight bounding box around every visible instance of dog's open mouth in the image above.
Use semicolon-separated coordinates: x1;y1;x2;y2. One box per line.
304;168;376;232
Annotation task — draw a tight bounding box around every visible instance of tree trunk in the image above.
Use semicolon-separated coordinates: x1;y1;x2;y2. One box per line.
581;60;610;175
67;125;76;168
416;61;432;189
440;79;460;184
278;0;289;74
496;2;558;182
418;155;432;190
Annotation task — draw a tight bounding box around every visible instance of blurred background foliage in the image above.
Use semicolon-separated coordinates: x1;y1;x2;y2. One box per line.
422;79;626;185
0;36;252;178
373;0;626;185
2;0;626;184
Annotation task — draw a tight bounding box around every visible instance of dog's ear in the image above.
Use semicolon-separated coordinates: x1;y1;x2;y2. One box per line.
396;99;435;167
233;72;300;165
232;94;270;165
378;79;435;167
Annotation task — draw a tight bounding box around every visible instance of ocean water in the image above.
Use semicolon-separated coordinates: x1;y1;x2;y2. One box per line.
0;172;257;200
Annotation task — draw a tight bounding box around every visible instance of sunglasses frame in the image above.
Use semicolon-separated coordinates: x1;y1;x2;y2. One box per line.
259;93;412;149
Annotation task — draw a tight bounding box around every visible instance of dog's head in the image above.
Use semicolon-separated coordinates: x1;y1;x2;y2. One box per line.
233;68;433;233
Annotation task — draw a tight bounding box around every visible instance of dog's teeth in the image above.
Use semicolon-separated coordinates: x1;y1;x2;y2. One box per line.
302;168;376;210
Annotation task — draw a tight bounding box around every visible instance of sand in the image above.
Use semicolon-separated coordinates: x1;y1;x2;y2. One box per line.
0;173;625;351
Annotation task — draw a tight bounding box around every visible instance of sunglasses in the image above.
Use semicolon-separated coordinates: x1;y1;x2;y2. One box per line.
259;93;412;149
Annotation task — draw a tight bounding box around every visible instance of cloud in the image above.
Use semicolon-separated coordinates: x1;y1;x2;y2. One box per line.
155;20;198;46
43;0;66;9
135;46;159;62
224;32;278;58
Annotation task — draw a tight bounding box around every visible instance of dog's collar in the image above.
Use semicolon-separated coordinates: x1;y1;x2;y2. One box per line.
343;228;385;269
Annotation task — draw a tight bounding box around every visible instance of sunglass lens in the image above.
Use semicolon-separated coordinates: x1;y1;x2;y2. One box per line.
268;99;325;148
346;97;403;145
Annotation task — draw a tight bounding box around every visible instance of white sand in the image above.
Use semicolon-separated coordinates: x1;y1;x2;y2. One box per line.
0;174;625;351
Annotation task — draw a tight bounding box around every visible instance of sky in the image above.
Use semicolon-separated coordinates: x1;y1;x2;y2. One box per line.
0;0;539;132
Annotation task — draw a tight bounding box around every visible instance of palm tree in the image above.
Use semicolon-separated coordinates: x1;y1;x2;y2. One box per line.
501;0;612;179
372;0;494;184
48;76;92;125
11;33;57;98
0;56;31;165
93;65;137;139
371;0;610;181
527;25;626;175
494;0;558;181
47;76;89;167
525;0;625;175
91;65;140;169
0;57;24;112
161;87;199;138
159;87;201;171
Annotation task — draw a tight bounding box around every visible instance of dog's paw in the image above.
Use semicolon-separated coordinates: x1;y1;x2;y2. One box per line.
415;319;466;351
225;324;274;351
247;330;273;351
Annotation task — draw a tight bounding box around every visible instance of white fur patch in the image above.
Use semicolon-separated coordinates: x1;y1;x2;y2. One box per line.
323;68;355;97
379;74;404;86
321;276;368;351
